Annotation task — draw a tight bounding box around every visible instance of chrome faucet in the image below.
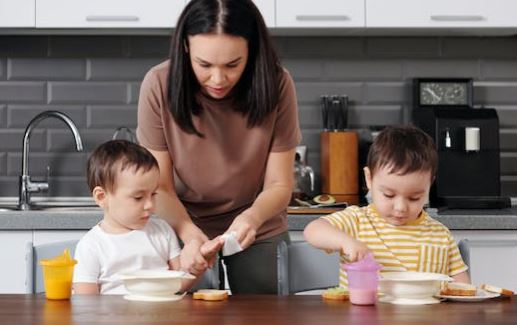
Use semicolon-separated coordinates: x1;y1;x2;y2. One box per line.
112;126;137;143
18;111;83;210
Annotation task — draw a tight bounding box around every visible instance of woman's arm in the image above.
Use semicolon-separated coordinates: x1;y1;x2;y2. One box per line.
226;148;295;250
148;148;209;275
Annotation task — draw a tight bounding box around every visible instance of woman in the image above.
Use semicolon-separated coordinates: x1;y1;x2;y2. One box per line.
137;0;301;294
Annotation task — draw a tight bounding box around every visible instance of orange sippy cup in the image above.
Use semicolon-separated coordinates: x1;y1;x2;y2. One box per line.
39;249;77;300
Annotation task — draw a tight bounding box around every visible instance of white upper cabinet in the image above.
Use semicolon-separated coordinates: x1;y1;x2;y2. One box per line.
276;0;365;27
2;0;517;34
253;0;275;27
182;0;275;27
0;0;35;27
36;0;185;28
366;0;517;27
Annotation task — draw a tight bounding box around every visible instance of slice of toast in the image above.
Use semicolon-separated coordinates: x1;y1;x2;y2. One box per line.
480;284;514;297
322;287;349;301
193;289;229;301
440;282;477;296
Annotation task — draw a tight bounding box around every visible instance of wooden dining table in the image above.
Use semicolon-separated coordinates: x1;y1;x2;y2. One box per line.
0;294;515;325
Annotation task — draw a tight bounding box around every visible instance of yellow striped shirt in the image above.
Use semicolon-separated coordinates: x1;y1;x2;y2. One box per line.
322;204;468;289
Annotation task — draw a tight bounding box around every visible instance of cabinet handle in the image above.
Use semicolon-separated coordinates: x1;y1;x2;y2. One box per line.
430;15;484;22
86;15;140;22
295;15;350;22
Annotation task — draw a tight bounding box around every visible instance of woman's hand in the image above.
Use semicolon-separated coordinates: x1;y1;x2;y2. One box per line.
226;210;261;250
341;237;372;263
224;149;296;251
180;239;209;276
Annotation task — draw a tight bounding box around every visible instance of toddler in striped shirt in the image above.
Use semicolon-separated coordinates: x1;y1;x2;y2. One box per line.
304;125;470;288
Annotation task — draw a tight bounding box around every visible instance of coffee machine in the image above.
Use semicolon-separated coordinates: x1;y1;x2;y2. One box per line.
412;78;510;209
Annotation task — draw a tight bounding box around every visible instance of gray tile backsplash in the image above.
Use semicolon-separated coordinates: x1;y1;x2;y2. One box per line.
8;58;86;80
0;82;46;103
0;37;48;57
0;35;516;197
49;82;128;104
8;105;86;127
366;37;440;58
48;36;129;58
0;105;6;127
0;59;5;79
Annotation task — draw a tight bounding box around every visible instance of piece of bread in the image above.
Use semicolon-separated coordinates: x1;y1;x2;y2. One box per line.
480;284;514;297
440;282;477;296
322;287;349;301
193;289;229;301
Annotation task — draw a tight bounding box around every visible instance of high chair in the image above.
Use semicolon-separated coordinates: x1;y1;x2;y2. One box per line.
277;241;339;295
25;240;78;294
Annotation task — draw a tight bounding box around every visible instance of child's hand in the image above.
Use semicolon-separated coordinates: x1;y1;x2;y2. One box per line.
180;239;209;276
341;238;371;263
200;236;225;268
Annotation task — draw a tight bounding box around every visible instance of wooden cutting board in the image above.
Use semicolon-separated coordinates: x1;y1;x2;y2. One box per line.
287;207;341;214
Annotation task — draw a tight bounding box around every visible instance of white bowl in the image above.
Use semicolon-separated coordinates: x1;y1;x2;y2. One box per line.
379;271;452;302
119;270;195;297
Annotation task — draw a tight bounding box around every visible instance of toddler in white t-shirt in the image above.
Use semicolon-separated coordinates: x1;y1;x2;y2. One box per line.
73;140;224;295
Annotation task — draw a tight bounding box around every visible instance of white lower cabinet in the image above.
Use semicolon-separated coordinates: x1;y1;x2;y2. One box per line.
0;230;87;294
289;231;304;242
2;229;516;293
32;230;87;246
453;230;517;291
0;231;32;293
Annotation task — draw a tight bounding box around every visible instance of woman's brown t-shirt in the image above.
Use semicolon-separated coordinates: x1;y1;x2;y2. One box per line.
137;61;301;240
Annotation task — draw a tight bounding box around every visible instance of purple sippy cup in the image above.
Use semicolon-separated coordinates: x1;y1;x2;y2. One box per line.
342;253;382;305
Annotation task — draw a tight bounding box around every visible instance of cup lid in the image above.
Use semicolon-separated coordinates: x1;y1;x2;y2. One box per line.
39;248;77;267
40;259;77;267
342;253;382;272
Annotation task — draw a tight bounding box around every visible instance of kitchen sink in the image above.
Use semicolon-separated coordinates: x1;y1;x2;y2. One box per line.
0;197;100;212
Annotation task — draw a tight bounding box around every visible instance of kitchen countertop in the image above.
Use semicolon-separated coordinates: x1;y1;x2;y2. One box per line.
2;207;517;231
288;207;517;231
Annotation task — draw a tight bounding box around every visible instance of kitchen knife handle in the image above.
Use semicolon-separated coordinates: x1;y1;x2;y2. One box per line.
331;97;340;131
321;95;328;131
340;95;348;131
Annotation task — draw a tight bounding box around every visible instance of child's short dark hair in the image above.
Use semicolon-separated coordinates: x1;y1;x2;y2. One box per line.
367;125;437;177
87;140;159;192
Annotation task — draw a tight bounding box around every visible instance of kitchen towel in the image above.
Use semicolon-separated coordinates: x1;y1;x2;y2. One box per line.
221;231;243;256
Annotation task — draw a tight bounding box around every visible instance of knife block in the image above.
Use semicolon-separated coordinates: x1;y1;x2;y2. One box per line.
320;131;359;205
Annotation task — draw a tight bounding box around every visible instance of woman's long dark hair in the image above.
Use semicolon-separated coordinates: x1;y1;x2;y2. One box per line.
168;0;281;137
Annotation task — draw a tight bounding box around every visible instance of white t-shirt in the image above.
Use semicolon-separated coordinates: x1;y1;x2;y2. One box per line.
73;217;181;295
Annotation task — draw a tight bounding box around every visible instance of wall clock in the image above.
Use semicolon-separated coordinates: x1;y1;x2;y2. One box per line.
413;78;473;108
